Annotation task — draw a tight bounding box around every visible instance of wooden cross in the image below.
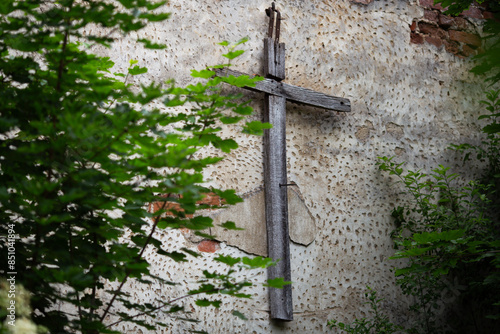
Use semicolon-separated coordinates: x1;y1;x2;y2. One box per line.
215;2;351;321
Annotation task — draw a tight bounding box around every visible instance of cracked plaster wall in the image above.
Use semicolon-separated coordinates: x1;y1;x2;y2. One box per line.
93;0;492;332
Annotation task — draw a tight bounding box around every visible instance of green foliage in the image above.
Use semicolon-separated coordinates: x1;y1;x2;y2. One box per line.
264;277;292;288
377;90;500;333
0;1;274;333
231;310;248;320
452;89;500;166
189;256;288;301
328;287;403;334
434;0;496;16
451;89;500;223
220;37;250;60
472;16;500;85
378;158;499;332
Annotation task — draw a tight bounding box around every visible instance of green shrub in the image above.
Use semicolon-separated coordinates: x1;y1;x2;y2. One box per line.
377;90;500;333
0;1;281;333
328;287;403;334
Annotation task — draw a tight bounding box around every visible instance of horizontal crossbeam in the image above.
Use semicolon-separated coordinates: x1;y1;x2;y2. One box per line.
214;68;351;112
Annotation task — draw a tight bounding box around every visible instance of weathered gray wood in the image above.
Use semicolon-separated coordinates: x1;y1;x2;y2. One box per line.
264;93;293;321
214;68;351;112
264;35;292;321
264;38;276;79
264;38;286;81
214;29;351;322
276;43;285;79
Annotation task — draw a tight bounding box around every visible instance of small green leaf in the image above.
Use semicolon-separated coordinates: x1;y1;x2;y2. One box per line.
146;1;168;10
164;97;185;107
181;247;201;258
241;256;274;268
212;189;243;205
191;69;215;79
195;299;222;308
233;105;253;115
213;138;238;153
242;121;273;136
188;216;214;230
483;123;500;134
129;65;148;75
232;310;248;320
164;251;188;262
222;50;245;60
219;221;244;230
235;37;249;46
193;231;215;239
138;38;167;49
264;277;292;288
220;116;243;124
214;255;241;267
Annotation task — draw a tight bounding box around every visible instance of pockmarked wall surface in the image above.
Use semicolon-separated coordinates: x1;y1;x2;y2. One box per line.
95;0;491;332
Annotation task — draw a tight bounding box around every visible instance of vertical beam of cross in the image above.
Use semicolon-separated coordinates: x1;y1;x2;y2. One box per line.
263;51;293;322
262;3;293;321
264;94;293;321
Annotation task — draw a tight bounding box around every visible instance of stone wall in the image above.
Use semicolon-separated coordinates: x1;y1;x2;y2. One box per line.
410;0;492;57
95;0;491;332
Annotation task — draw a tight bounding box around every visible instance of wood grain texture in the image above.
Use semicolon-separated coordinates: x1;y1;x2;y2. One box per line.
264;38;276;80
263;94;293;321
264;38;286;81
276;43;286;80
214;68;351;112
264;39;292;321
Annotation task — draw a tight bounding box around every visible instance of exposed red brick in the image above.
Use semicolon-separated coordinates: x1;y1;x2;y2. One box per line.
461;6;483;19
149;192;223;217
151;201;183;215
198;192;222;206
411;32;424;44
149;200;180;215
410;21;417;32
437;14;469;30
483;11;495;20
452;16;469;30
425;35;443;48
461;44;477;57
448;30;481;47
438;14;454;28
418;22;446;38
419;0;446;11
197;240;220;253
424;9;439;23
444;40;460;54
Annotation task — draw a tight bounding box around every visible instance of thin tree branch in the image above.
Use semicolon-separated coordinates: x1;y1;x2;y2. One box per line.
105;291;202;329
99;197;170;322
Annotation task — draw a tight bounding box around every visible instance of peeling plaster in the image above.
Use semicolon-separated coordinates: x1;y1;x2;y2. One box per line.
208;186;316;256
